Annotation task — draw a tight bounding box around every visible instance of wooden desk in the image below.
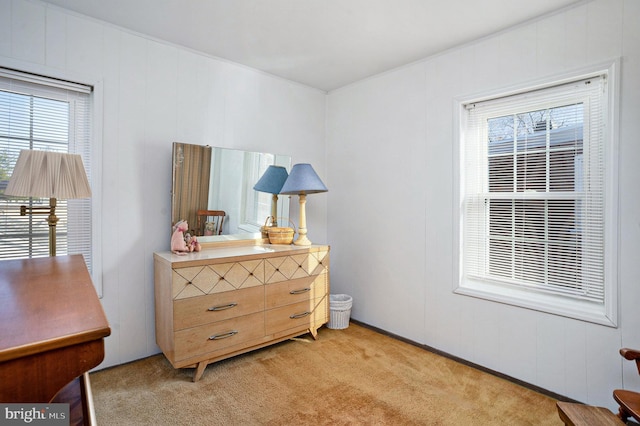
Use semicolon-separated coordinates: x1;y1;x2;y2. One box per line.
0;255;111;408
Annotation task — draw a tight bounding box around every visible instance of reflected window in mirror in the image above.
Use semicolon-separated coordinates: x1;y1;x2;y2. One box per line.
242;151;275;231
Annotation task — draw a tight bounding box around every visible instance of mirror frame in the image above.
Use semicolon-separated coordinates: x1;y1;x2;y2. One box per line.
171;142;291;247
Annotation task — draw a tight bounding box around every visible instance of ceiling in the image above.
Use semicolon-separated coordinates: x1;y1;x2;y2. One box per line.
40;0;585;92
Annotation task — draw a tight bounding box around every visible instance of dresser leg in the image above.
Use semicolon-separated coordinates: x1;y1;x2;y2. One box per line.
309;328;319;340
193;361;207;382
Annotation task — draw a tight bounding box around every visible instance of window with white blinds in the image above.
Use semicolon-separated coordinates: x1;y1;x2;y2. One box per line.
0;68;93;272
457;67;617;326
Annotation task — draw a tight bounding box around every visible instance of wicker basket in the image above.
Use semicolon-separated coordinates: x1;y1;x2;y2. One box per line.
267;219;296;244
268;227;294;244
327;294;353;330
260;216;275;239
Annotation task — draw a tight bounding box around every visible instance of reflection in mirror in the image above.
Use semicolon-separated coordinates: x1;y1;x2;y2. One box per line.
172;142;291;244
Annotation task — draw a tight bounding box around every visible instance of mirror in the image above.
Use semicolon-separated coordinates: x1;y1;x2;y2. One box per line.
172;142;291;244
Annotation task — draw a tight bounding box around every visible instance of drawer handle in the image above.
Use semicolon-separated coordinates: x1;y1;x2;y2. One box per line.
290;311;311;319
209;330;238;340
289;288;311;295
208;303;238;311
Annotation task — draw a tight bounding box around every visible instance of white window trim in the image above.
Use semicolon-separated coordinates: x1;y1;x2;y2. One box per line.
452;60;620;327
0;56;104;298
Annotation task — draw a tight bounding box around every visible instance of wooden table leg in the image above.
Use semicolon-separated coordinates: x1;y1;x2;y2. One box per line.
309;327;318;340
193;361;207;382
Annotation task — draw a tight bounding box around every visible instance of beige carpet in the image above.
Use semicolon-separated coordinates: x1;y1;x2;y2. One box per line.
90;323;561;425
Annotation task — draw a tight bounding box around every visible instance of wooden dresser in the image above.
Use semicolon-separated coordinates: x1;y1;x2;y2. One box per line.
0;255;110;424
154;244;329;381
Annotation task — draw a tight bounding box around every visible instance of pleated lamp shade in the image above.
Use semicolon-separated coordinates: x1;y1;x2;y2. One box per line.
5;150;91;199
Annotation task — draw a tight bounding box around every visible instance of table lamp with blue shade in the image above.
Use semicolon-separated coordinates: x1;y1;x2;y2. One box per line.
253;165;288;227
280;163;327;246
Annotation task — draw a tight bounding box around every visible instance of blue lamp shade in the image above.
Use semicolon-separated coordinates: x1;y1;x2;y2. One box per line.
253;165;289;194
280;163;328;195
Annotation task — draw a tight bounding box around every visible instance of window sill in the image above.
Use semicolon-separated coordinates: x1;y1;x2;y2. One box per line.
455;277;617;327
238;223;260;233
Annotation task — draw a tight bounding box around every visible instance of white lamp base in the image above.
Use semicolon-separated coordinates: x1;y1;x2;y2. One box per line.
294;194;312;246
293;231;312;246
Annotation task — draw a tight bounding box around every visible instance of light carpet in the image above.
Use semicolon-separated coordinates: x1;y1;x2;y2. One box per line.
90;323;560;425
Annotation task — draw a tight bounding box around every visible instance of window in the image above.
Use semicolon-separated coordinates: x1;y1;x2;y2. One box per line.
456;66;618;326
0;68;94;273
239;151;290;233
242;151;276;231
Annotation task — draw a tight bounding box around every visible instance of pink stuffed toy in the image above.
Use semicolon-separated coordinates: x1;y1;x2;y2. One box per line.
171;220;200;254
184;231;201;253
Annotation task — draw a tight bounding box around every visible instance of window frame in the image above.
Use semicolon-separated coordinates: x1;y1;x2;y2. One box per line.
0;59;103;297
453;61;619;327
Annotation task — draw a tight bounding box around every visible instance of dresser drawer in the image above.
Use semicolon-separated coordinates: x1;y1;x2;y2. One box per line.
174;285;264;330
265;273;328;309
174;311;264;362
265;296;327;336
172;259;265;300
264;251;329;284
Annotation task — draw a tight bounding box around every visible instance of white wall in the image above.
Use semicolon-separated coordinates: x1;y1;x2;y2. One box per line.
3;0;638;412
0;0;327;369
327;0;640;410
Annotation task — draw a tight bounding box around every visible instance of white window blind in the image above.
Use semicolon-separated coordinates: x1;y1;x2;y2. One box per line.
461;74;608;306
0;68;93;272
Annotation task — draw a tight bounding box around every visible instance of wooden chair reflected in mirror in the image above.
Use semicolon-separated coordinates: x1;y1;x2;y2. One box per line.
196;210;226;236
613;348;640;423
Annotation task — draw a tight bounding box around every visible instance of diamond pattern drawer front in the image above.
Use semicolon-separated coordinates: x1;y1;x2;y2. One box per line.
264;249;329;284
154;245;330;381
172;259;265;300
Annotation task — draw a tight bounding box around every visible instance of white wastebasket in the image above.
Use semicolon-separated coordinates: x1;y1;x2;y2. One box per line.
327;294;352;330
